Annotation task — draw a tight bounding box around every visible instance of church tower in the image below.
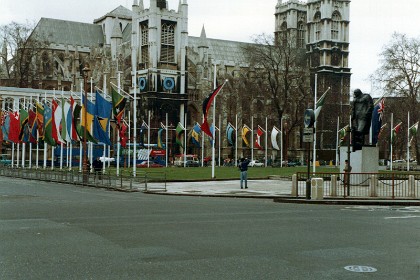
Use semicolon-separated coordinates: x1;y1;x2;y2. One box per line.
306;0;351;151
131;0;189;126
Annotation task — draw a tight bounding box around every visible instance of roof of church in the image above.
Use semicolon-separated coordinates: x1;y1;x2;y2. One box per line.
33;18;104;47
94;6;132;23
189;36;253;66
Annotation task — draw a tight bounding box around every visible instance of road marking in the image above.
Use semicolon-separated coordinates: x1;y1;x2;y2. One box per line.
344;265;377;273
384;215;420;219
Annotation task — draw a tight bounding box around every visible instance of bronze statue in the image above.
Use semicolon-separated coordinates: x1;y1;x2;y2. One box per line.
351;89;373;151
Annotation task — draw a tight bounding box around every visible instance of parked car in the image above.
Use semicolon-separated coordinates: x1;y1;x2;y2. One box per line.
249;160;264;167
185;160;200;167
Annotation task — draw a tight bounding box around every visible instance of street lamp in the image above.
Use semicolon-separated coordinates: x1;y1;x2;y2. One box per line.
82;64;90;183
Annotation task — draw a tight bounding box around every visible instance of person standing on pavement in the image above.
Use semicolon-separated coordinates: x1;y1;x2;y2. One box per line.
239;158;250;189
92;157;102;180
343;159;352;189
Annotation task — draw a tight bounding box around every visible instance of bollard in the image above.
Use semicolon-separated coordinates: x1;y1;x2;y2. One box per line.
408;175;415;198
311;178;324;200
330;175;337;197
369;175;378;197
291;174;298;197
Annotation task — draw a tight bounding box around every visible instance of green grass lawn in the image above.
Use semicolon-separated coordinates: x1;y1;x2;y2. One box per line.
114;166;339;181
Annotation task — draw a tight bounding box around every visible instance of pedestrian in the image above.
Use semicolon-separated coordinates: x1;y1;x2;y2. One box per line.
239;157;250;189
92;157;102;180
343;159;352;188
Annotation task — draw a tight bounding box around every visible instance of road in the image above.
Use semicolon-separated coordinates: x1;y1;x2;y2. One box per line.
1;177;419;279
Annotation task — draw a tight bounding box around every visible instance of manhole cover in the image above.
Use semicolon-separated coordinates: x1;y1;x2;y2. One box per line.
344;265;377;273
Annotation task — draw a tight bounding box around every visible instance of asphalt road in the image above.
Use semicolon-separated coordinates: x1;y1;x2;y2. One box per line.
1;177;419;280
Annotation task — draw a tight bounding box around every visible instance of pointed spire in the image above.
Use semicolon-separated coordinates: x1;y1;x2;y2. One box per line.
200;25;207;39
199;25;208;48
111;18;123;39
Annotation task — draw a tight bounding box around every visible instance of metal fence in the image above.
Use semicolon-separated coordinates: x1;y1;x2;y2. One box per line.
295;172;420;199
0;166;167;192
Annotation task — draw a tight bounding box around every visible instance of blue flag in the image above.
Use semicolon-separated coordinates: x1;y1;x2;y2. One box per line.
191;123;201;147
371;98;385;145
93;91;112;145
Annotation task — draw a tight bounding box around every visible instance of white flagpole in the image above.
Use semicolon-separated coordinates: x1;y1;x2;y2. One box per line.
218;114;221;167
235;114;238;166
116;72;121;176
102;76;107;173
17;143;20;168
36;95;39;168
11;142;15;167
128;111;131;168
201;114;204;167
29;96;32;168
336;116;340;167
148;111;151;168
132;50;138;178
212;63;216;179
265;117;268;167
166;113;168;167
22;97;26;168
44;92;48;169
79;83;83;172
280;117;283;167
251;116;254;162
313;74;317;173
407;111;410;171
390;113;393;171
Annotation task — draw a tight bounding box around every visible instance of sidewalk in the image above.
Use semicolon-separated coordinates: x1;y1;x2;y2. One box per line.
143;179;420;206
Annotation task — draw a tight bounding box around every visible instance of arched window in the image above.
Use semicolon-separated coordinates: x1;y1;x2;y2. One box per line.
4;97;14;111
297;22;306;48
331;11;341;40
161;21;175;63
140;21;149;67
314;12;321;41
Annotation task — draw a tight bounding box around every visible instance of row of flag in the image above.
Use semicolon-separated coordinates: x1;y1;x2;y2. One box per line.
0;87;128;148
338;98;418;146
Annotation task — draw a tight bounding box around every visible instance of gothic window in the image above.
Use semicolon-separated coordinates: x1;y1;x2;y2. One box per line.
331;51;340;66
140;21;149;67
297;22;306;48
4;98;13;111
314;12;321;41
161;21;175;63
331;12;341;40
312;51;320;67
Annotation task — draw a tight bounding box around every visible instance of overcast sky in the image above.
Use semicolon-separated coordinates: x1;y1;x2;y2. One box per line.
2;0;420;97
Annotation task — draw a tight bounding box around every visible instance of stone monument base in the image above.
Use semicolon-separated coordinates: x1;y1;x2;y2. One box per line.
340;146;379;186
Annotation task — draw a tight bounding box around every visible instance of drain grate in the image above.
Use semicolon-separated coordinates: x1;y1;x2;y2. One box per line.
344;265;377;273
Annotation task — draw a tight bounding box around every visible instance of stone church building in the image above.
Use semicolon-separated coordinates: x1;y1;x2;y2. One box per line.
0;0;351;162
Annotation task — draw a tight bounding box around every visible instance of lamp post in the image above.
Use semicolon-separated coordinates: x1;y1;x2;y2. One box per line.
82;64;90;183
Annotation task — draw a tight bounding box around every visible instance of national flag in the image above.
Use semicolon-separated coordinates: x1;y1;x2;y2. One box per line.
157;123;165;149
69;97;79;141
139;121;149;147
8;111;20;143
175;122;185;148
191;123;201;147
43;104;56;146
52;100;65;144
254;126;264;150
271;126;281;150
371;98;385;145
19;108;29;141
111;86;126;126
28;109;38;143
226;123;235;146
315;88;329;120
201;83;225;137
81;95;95;136
2;113;10;142
73;102;97;143
378;123;387;140
241;125;251;148
409;121;418;136
391;122;402;144
35;102;44;139
338;125;349;146
62;100;72;143
119;122;128;148
93;91;112;145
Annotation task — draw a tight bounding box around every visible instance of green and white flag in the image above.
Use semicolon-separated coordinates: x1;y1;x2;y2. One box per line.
338;125;349;146
315;88;330;120
409;121;418;136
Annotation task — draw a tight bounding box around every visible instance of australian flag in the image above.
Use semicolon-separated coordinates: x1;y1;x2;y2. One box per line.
371;98;385;145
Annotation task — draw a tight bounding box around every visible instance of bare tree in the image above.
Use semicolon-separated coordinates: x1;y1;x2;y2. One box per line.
0;21;48;87
243;33;311;134
371;33;420;160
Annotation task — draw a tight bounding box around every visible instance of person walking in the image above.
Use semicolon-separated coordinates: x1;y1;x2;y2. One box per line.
239;158;250;189
343;159;352;189
92;157;102;180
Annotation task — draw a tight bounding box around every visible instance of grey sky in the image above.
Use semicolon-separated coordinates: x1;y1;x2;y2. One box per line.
2;0;420;96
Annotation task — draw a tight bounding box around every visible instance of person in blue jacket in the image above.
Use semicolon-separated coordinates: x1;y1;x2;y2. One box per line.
239;158;250;189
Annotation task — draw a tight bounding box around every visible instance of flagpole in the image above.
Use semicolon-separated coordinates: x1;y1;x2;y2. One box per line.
22;97;26;168
265;118;268;167
102;75;107;173
128;111;131;168
280;117;283;167
148;110;151;168
212;63;216;179
36;96;39;169
313;74;317;173
132;49;138;178
218;114;221;167
390;113;393;171
201;114;204;167
116;72;121;176
166;113;168;168
407;111;410;171
251;116;254;162
336;116;340;167
235;114;238;167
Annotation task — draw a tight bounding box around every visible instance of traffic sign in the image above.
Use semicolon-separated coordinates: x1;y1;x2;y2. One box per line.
304;109;315;128
303;127;314;142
